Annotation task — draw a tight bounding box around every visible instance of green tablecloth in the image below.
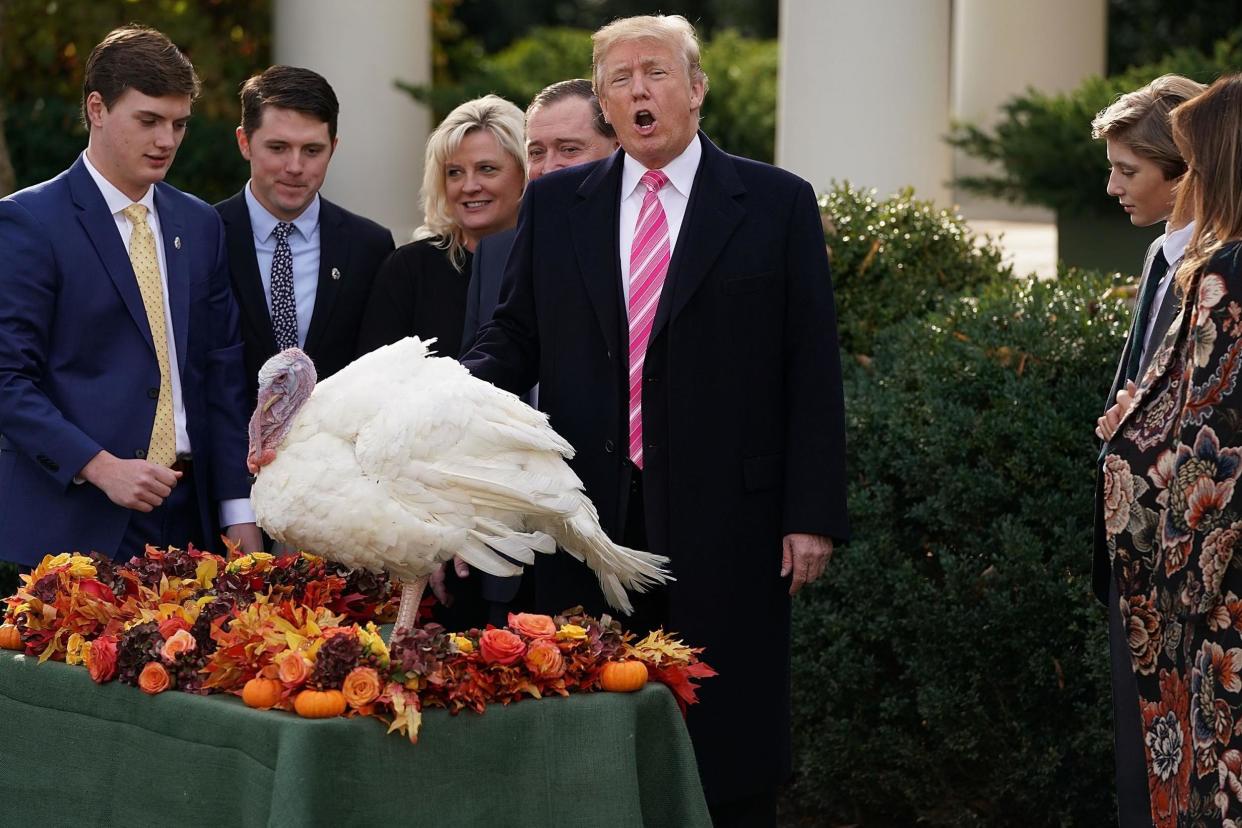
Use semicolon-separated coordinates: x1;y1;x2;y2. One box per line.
0;651;710;827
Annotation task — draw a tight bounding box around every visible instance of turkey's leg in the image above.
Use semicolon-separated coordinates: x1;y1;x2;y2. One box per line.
393;575;428;637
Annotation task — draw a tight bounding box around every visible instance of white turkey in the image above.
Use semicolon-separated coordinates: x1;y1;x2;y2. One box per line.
245;338;672;633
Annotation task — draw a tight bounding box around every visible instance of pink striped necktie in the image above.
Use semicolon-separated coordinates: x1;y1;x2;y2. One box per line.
627;169;671;469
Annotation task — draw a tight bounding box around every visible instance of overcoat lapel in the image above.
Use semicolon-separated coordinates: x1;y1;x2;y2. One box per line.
68;158;156;355
304;199;346;355
220;194;277;356
650;134;745;343
571;152;625;360
154;185;189;374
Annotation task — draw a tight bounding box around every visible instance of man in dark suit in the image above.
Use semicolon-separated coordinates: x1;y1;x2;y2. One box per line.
216;66;393;413
0;26;260;565
462;15;847;826
461;78;617;624
1090;75;1204;828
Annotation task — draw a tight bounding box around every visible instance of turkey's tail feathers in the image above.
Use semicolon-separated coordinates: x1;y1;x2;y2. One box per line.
555;495;673;615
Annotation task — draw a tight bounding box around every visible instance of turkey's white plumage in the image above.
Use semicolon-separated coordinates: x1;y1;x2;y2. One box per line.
251;338;670;613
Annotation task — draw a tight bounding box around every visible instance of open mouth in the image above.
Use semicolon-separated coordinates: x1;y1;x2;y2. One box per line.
634;110;656;136
462;200;491;210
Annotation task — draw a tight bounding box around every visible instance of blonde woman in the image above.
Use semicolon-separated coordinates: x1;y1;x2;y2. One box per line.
357;94;525;359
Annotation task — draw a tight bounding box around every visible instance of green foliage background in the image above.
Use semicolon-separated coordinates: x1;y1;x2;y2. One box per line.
1;0;269;202
950;35;1242;217
405;25;778;163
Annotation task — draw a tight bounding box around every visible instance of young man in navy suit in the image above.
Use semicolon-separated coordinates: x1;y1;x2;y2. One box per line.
216;66;394;413
0;26;261;565
463;15;848;826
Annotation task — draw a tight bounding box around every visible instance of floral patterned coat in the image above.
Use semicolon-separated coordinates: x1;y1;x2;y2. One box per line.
1105;241;1242;827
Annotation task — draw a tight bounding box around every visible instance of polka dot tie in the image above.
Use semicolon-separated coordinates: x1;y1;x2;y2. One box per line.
270;221;299;350
122;203;176;467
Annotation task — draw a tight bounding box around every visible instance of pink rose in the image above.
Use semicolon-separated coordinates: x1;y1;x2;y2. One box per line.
523;639;566;679
507;612;557;640
87;635;118;683
480;628;526;665
277;651;310;686
160;628;197;663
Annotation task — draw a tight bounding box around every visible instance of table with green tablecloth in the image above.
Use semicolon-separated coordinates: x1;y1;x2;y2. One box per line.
0;651;710;827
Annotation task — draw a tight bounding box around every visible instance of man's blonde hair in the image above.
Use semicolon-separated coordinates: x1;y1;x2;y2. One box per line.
415;94;526;270
591;14;709;96
1091;74;1206;180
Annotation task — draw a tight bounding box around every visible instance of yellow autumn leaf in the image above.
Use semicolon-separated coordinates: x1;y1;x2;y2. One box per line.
195;558;218;589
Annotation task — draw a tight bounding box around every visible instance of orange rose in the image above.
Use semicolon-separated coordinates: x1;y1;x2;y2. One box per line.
160;628;197;663
342;666;381;708
138;661;170;694
480;628;526;665
507;612;557;640
277;651;310;686
523;639;566;679
87;635;118;683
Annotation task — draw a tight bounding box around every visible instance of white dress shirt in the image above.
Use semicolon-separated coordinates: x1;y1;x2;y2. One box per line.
244;182;322;348
82;151;254;528
1141;219;1195;359
618;134;703;303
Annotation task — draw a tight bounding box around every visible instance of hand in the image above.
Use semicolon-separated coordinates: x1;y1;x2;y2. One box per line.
1095;380;1139;441
224;522;264;554
429;555;471;606
781;533;833;596
79;451;181;512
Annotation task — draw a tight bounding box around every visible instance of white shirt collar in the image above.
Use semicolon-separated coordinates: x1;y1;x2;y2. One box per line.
245;180;320;242
1162;220;1195;268
621;133;702;201
82;150;156;216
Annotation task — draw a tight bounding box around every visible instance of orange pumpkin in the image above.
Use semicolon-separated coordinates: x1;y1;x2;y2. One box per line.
242;677;284;710
294;688;346;718
0;624;21;651
600;659;648;692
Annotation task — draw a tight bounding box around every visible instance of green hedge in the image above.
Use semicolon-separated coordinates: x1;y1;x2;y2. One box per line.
786;267;1128;825
823;183;1010;357
950;35;1242;216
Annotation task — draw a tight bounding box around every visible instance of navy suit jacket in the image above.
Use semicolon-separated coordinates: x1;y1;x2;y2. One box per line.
216;189;394;412
462;227;516;355
0;155;252;566
462;133;848;800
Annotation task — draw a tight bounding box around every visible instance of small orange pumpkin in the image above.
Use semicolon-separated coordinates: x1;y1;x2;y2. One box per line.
0;624;21;651
293;688;346;718
600;659;648;692
242;677;284;710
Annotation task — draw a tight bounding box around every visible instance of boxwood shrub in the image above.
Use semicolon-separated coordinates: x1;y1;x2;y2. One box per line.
786;267;1131;826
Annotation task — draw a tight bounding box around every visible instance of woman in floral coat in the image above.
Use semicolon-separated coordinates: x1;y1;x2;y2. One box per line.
1105;74;1242;826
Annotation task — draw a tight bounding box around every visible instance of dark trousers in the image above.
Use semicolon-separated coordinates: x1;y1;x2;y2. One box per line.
1109;580;1154;828
117;459;203;561
625;464;776;826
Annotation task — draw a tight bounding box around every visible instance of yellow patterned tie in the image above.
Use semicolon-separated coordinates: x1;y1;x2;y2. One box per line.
122;203;177;467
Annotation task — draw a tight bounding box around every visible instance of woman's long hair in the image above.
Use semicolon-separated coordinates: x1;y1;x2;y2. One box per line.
414;94;526;271
1172;74;1242;293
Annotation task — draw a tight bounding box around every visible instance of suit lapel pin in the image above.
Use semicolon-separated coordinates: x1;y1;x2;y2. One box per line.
331;267;341;281
174;236;182;250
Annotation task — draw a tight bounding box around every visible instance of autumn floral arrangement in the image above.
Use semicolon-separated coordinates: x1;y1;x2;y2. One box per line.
0;548;714;742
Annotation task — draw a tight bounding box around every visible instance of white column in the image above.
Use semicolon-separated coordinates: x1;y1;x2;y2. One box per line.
273;0;430;242
951;0;1107;220
777;0;953;205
